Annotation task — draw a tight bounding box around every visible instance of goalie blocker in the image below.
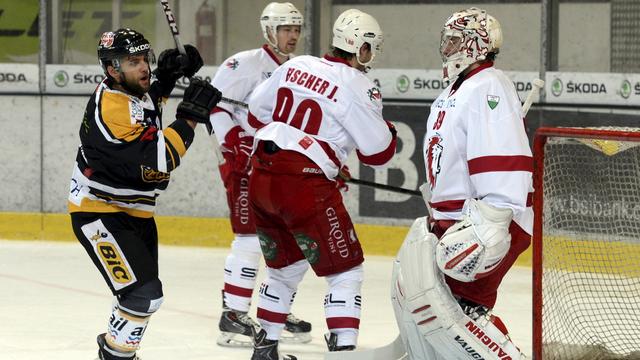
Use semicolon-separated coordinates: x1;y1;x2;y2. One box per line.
391;212;525;360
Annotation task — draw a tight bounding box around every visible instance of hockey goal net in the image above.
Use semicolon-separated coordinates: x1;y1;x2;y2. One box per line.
533;127;640;360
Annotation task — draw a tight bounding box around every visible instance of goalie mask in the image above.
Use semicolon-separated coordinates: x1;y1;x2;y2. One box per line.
440;7;502;81
260;2;303;55
332;9;384;71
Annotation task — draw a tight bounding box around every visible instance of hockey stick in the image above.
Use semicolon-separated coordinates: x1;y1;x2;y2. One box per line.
158;0;248;109
348;177;422;197
324;334;406;360
523;78;545;116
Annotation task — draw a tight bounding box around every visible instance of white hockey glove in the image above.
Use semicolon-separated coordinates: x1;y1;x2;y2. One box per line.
436;199;513;282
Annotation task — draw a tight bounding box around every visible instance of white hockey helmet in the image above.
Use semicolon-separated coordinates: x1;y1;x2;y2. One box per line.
332;9;383;69
260;2;303;53
440;7;502;81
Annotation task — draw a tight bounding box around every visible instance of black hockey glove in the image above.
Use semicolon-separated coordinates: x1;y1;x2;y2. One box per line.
154;44;204;95
176;78;222;124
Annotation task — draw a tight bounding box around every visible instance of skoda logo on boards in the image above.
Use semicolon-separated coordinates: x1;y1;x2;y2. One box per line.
551;78;562;97
54;70;69;87
619;80;632;99
396;75;410;93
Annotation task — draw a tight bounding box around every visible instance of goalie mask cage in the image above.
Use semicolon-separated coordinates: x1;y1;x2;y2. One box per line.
533;127;640;360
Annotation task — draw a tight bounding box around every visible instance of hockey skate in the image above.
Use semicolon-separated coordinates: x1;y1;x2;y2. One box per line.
252;328;297;360
281;313;312;344
96;333;140;360
324;332;356;352
217;308;261;347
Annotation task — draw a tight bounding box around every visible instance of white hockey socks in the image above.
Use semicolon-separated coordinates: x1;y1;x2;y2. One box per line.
104;306;150;355
324;264;364;347
256;260;309;340
223;235;262;312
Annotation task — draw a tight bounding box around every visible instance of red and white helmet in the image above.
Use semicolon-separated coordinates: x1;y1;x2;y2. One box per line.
260;2;303;53
440;7;502;81
332;9;383;70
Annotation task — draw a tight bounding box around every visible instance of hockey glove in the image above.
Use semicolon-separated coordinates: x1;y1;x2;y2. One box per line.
336;165;351;192
154;44;204;95
221;126;254;173
176;78;222;124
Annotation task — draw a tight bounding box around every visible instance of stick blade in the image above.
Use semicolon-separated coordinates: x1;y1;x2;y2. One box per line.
324;335;406;360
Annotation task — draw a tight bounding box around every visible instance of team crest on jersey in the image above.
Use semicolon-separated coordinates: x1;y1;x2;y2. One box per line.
226;58;239;70
367;87;382;102
141;166;170;183
487;95;500;110
426;134;444;188
367;86;382;101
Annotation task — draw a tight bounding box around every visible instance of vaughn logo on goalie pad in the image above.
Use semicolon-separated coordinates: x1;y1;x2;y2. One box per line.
455;320;514;360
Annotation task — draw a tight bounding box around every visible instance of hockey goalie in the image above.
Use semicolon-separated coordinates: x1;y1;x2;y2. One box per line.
390;7;533;360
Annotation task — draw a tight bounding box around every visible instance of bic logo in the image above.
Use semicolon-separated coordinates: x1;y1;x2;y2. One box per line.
97;242;133;284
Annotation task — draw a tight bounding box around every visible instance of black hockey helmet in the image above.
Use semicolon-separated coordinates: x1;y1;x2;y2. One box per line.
97;28;154;73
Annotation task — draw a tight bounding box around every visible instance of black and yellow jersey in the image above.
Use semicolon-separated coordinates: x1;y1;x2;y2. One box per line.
68;79;194;218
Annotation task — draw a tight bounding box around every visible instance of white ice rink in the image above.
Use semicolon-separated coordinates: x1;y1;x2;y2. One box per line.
0;240;532;360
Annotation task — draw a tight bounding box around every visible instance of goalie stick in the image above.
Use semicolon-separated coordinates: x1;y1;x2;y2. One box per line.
158;0;247;109
522;78;545;117
324;334;406;360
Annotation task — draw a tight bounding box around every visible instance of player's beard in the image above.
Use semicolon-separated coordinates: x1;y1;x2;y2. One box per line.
120;71;150;97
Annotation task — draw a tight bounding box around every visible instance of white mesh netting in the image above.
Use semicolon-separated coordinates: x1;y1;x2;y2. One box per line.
540;127;640;360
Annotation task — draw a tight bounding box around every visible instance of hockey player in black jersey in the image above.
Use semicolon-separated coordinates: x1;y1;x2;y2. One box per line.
68;28;221;360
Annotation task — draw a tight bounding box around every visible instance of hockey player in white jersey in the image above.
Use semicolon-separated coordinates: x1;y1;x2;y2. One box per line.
246;9;396;360
207;2;312;348
391;8;532;359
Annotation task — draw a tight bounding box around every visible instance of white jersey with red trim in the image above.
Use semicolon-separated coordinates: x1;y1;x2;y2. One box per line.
208;45;283;143
247;55;396;180
423;64;533;233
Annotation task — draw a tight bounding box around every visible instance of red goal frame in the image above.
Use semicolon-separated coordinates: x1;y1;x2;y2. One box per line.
532;126;640;359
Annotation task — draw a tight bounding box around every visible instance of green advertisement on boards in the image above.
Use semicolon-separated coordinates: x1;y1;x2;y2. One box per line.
0;0;156;64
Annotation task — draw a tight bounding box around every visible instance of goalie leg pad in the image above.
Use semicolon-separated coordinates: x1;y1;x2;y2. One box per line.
391;216;524;360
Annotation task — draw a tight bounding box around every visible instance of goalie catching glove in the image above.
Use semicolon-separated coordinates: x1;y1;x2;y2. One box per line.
436;199;513;282
176;78;222;124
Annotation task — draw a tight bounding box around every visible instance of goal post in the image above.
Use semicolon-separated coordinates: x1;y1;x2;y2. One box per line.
533;127;640;360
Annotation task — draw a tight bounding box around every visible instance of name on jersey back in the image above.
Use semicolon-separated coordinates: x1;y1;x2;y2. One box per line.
285;67;339;102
